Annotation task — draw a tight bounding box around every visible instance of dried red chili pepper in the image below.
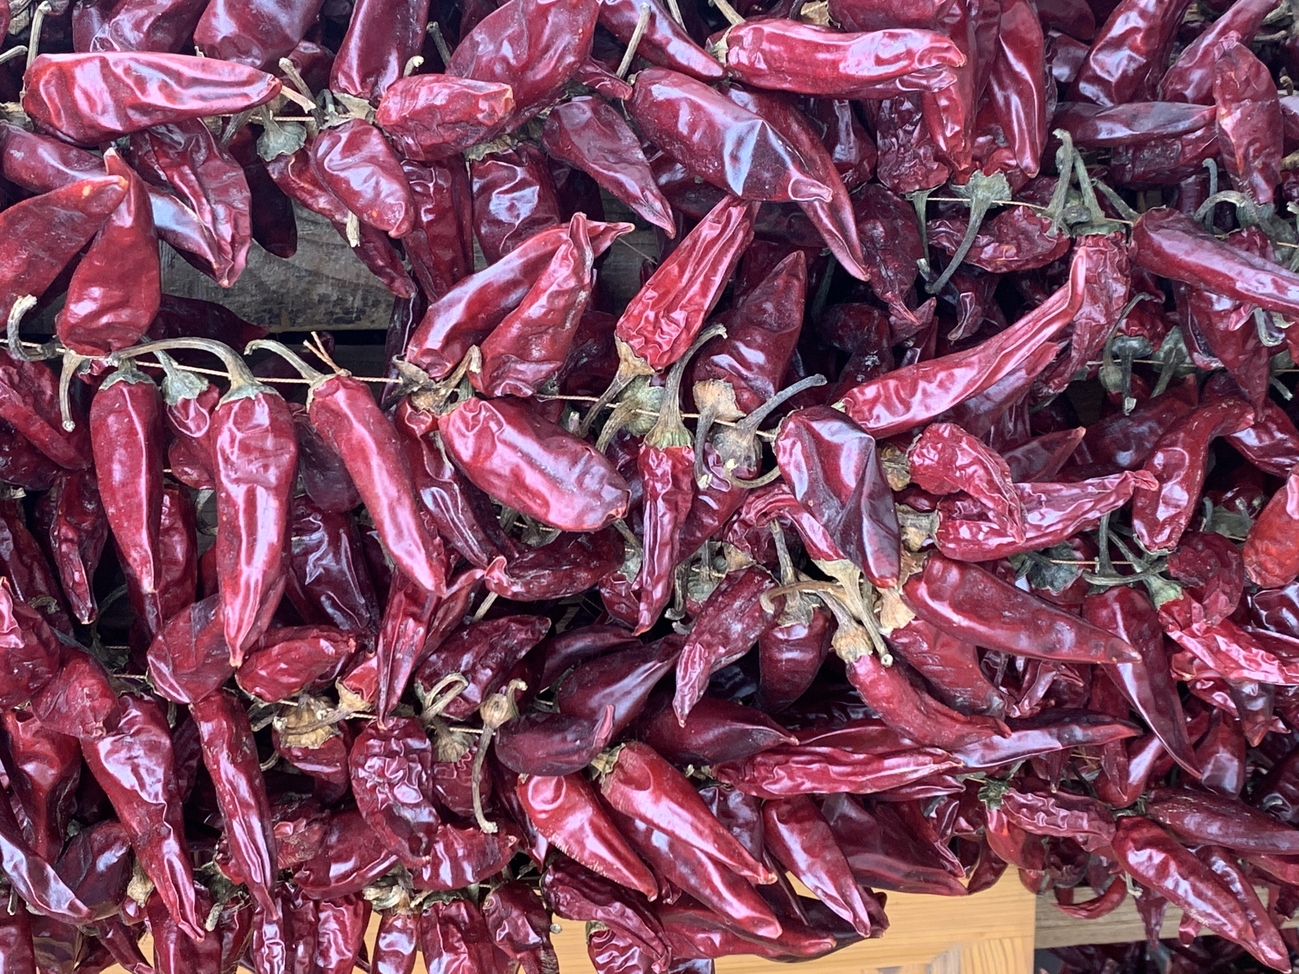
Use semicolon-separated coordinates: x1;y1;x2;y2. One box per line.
129;340;298;663
376;76;517;162
905;554;1140;665
331;0;431;103
24;53;281;144
194;0;323;68
440;396;630;532
628;67;832;204
597;741;774;886
472;213;596;398
406;219;631;378
312;119;415;238
674;566;781;723
80;693;203;940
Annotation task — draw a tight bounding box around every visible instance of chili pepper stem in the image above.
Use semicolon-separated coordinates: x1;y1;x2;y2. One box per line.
418;672;470;722
23;1;51;74
471;680;525;834
691;380;742;487
664;0;685;27
927;171;1011;295
713;373;826;482
6;295;40;362
616;4;652;79
113;338;268;402
579;340;655;438
709;0;745;26
426;23;455;67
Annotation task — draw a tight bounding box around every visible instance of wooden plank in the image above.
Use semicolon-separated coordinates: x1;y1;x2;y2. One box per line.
1035;885;1299;949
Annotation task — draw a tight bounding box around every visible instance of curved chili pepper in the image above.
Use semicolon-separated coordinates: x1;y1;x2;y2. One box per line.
441;396;630;532
541;856;671;971
484;527;624;601
599;0;723;80
616;195;756;371
712;22;963;98
1145;787;1299;855
292;808;399;896
146;594;234;705
406;219;631;378
376;76;517;162
1111;815;1253;947
473;213;596;397
331;0;432;103
952;710;1140;770
1130;397;1254;552
720;87;868;280
80;693;202;940
90;364;165;634
542;97;675;236
838;243;1086;436
598;741;774;886
55;149;159;356
628;67;832;204
1082;586;1198;775
885;617;1007;717
194;0;323;69
935;470;1157;561
1213;37;1281;207
905;554;1141;665
674;566;780;724
23;53;281;144
775;406;901;589
129;117;253;291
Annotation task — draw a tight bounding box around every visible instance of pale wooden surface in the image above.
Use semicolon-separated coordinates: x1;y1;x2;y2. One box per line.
1036;883;1299;949
104;873;1037;974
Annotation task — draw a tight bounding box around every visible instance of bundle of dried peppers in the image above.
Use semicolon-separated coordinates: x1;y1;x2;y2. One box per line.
5;0;1299;972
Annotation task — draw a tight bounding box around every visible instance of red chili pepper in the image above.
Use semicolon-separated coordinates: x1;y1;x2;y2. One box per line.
597;741;774;886
470;144;564;264
401;158;475;299
472;213;596;398
331;0;431;103
375;908;420;974
905;554;1141;665
674;566;781;723
80;693;203;940
89;363;165;634
440;396;630;532
23;53;281;144
598;0;723;80
838;241;1086;436
1161;0;1278;103
193;0;321;69
482;881;557;974
406;219;631;378
312;119;415;238
628;67;833;204
376;76;517;162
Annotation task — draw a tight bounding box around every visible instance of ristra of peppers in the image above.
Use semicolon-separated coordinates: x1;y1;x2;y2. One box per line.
114;337;298;664
248;339;447;597
636;324;726;634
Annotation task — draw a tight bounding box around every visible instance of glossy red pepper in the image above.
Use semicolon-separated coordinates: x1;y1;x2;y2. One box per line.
24;53;281;144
